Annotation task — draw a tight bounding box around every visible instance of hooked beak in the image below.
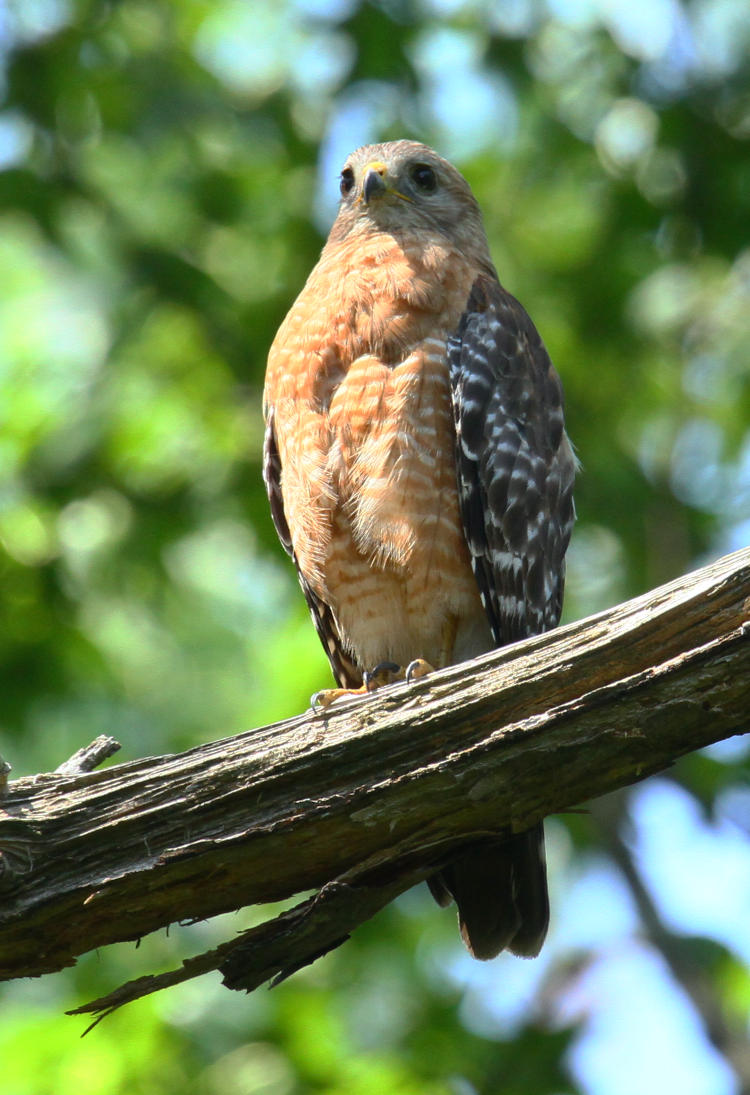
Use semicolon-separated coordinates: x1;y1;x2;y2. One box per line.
362;160;388;204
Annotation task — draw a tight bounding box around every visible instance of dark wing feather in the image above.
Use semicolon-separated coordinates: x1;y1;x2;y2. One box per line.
434;275;576;960
262;412;293;557
448;275;576;644
263;414;362;689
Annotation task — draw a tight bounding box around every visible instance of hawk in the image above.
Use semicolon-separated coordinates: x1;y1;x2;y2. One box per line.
263;140;576;960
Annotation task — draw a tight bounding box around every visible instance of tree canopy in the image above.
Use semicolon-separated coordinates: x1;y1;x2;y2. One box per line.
0;2;748;1094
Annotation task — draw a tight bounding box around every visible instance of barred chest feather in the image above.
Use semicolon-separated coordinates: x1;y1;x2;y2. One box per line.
265;230;493;670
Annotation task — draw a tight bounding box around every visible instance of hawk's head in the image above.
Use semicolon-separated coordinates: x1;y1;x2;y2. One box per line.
329;140;489;261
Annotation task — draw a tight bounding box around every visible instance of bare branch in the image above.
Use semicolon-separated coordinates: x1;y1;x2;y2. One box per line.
1;547;748;1018
55;736;122;777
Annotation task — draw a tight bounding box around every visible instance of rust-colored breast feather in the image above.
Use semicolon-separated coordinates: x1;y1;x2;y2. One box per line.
265;230;490;674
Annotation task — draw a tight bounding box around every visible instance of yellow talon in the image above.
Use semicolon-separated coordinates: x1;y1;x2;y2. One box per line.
310;685;367;710
311;661;404;711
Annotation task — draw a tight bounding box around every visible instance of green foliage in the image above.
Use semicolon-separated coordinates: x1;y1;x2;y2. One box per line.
0;1;748;1093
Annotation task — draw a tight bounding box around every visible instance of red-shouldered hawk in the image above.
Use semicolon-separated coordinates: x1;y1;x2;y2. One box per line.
263;140;576;960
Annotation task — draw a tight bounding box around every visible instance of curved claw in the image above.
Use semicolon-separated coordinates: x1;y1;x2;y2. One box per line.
405;658;435;683
363;661;402;691
310;687;357;711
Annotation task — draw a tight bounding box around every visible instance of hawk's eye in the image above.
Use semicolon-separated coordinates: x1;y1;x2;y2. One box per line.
410;163;437;192
340;167;355;196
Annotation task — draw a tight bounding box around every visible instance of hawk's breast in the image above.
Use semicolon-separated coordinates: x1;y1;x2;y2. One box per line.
265;230;492;669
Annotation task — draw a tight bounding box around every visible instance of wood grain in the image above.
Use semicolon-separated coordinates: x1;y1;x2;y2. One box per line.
1;547;748;1010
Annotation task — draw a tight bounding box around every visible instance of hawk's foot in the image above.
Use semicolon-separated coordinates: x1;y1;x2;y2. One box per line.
311;661;403;710
364;661;403;690
311;659;437;710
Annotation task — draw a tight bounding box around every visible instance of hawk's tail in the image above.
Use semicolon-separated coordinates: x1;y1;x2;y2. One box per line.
428;824;549;960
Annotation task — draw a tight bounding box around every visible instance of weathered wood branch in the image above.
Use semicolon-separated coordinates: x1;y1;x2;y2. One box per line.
1;547;749;1020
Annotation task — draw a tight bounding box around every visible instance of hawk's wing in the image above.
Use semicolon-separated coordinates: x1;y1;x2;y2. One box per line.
448;275;576;646
437;274;576;960
263;414;362;689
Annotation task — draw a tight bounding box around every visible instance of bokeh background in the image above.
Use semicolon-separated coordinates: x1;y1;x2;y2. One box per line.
1;1;749;1092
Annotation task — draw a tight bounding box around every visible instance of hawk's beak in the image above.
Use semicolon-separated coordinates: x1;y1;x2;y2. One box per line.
362;161;388;204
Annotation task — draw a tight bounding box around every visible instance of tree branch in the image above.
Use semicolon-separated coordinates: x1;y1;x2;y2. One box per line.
1;547;749;1020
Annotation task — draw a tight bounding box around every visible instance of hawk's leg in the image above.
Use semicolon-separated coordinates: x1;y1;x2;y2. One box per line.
311;661;403;710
